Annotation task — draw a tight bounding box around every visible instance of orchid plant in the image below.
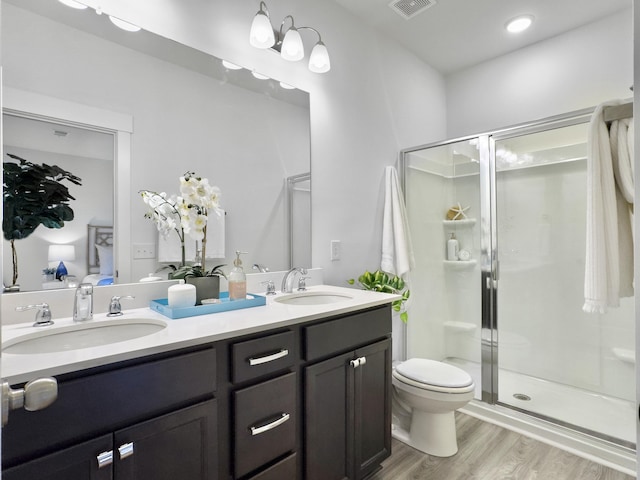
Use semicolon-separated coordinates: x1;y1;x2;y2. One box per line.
140;171;223;276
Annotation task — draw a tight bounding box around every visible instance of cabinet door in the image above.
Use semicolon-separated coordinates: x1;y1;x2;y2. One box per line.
3;434;112;480
114;400;217;480
304;351;355;480
353;338;391;480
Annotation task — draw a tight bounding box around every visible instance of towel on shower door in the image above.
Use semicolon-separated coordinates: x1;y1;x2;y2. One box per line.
381;166;415;280
583;101;634;314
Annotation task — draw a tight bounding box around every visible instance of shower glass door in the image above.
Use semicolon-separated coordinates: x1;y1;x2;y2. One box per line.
404;137;483;399
493;122;636;446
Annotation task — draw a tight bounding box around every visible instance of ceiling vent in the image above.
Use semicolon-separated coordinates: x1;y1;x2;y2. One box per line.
388;0;437;20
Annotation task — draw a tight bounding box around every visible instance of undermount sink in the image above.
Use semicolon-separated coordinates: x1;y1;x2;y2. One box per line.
2;318;167;355
274;291;353;306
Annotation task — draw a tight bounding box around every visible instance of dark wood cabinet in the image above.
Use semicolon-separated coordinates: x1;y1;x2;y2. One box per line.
4;401;216;480
305;337;392;480
3;304;392;480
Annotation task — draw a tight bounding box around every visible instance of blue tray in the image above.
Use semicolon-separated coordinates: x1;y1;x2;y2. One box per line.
150;292;266;319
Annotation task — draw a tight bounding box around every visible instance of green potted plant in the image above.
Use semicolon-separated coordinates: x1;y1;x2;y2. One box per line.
348;270;410;322
3;154;81;289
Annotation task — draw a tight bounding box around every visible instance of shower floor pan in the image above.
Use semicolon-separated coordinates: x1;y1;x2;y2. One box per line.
444;357;635;446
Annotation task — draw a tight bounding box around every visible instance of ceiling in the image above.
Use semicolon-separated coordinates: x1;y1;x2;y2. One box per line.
333;0;632;74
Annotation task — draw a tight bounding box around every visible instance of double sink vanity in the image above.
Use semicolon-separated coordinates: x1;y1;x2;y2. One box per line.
2;284;397;480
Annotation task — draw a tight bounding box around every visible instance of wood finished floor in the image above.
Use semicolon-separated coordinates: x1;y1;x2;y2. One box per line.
370;413;635;480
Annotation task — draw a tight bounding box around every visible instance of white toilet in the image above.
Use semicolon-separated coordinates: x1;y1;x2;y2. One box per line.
392;358;474;457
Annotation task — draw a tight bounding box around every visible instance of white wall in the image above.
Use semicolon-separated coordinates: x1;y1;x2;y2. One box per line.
72;0;447;286
446;9;633;137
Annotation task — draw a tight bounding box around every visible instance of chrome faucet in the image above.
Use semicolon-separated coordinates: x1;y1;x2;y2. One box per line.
281;267;308;293
73;283;94;322
16;303;54;327
252;263;270;273
107;295;135;317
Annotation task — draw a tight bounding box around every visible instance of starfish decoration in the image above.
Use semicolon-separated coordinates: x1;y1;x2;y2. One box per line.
446;203;470;220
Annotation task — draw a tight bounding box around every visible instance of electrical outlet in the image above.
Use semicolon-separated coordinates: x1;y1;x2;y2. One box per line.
330;240;341;261
133;243;156;259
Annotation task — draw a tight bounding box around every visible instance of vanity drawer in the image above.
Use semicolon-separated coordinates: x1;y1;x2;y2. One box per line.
234;372;297;478
304;305;391;361
247;453;297;480
232;330;295;383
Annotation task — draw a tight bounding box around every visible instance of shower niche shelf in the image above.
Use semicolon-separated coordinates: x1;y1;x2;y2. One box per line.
443;259;477;269
442;218;476;227
443;218;476;265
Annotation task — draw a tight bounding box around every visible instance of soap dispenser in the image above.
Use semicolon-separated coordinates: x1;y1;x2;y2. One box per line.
447;233;459;261
229;251;248;301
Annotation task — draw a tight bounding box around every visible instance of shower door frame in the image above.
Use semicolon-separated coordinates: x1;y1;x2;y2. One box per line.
400;106;596;409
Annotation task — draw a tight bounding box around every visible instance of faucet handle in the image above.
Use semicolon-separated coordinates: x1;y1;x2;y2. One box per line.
107;295;135;317
261;280;276;295
297;277;310;292
16;303;54;327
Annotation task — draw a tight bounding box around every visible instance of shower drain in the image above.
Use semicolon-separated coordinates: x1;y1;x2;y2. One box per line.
513;393;531;401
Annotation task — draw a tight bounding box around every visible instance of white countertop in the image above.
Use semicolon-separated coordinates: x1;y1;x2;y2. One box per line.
2;285;399;385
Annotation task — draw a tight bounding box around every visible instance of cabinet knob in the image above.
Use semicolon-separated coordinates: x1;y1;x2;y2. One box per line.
1;377;58;426
97;450;113;469
119;442;135;459
350;356;367;369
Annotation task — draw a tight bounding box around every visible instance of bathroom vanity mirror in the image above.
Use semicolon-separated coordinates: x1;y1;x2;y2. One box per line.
2;0;311;292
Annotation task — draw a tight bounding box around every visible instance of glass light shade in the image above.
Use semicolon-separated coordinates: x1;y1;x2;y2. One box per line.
505;15;533;33
48;244;76;262
109;16;142;32
279;82;295;90
308;41;330;73
250;12;276;49
281;28;304;61
58;0;88;9
251;71;270;80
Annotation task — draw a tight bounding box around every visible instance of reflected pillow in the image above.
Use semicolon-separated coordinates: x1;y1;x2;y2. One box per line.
96;244;114;275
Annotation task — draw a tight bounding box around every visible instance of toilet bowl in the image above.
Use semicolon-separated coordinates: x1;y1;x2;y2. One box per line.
392;358;474;457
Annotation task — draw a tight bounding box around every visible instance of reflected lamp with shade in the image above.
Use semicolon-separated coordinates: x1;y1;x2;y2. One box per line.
48;244;76;280
249;1;331;73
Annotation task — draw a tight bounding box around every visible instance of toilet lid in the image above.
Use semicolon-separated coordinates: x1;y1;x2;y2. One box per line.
396;358;473;388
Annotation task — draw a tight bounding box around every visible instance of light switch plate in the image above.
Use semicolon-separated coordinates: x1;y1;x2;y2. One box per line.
330;240;341;261
133;243;156;259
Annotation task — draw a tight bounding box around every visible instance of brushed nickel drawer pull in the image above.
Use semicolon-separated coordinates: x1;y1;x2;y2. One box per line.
118;442;134;459
97;450;113;468
250;412;290;436
249;349;289;366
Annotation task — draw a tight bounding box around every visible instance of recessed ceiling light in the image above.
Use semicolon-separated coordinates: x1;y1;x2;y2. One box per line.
108;16;141;32
58;0;88;9
222;60;243;70
505;15;534;34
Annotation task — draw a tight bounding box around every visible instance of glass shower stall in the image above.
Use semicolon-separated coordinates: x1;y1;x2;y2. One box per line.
400;110;635;448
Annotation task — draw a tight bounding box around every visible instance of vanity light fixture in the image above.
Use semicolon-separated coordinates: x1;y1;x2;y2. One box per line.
249;1;331;73
505;15;534;34
58;0;88;9
251;71;270;80
279;82;295;90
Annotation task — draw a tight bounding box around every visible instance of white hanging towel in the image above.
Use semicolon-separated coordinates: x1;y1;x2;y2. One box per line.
583;101;634;313
381;166;415;279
